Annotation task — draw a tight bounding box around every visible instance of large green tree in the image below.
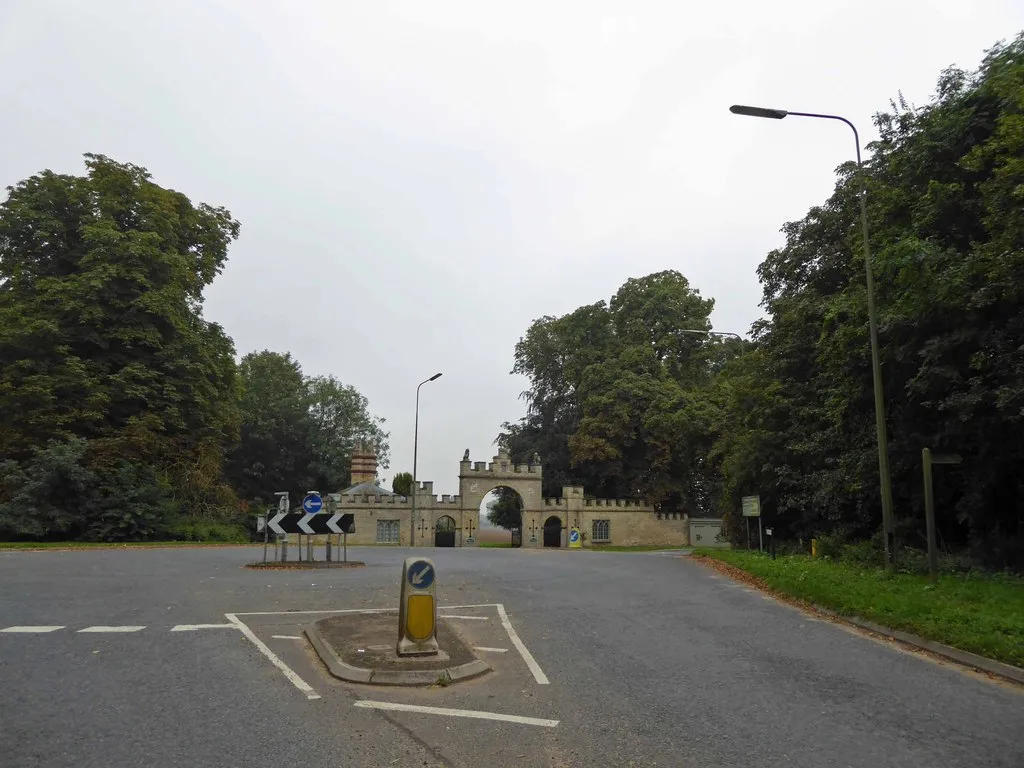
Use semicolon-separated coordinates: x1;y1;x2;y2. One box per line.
711;36;1024;566
502;271;737;512
0;155;241;538
227;351;390;505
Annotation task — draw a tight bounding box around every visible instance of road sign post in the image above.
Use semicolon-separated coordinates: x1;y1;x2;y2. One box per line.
742;496;762;552
922;449;962;584
569;527;581;548
397;557;439;656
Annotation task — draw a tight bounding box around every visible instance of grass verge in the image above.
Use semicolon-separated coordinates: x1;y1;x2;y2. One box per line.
695;549;1024;668
0;541;253;551
478;542;513;548
589;544;689;552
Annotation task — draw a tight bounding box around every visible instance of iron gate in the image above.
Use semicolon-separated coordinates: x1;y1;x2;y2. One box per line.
434;515;457;547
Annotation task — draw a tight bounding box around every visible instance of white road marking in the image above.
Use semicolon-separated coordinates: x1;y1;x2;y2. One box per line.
225;613;320;700
1;626;65;633
232;603;497;617
171;623;237;631
272;635;303;640
354;700;559;727
496;603;550;685
441;615;488;621
474;646;509;653
78;626;145;633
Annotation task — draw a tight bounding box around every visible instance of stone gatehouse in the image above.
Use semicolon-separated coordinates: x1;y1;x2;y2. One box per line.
332;447;692;548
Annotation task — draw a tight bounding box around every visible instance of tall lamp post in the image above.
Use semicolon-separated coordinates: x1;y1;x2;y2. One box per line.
729;104;895;570
411;373;443;547
679;329;743;340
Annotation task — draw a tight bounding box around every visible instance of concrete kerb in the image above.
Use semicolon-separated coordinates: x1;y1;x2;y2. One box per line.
823;610;1024;686
692;555;1024;686
304;624;491;686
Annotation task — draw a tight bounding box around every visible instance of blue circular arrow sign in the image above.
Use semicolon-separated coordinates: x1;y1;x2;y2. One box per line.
302;493;323;515
407;560;434;589
569;529;580;543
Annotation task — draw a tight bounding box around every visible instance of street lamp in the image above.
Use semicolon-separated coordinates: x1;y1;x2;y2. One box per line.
730;103;895;570
411;373;442;547
679;329;743;340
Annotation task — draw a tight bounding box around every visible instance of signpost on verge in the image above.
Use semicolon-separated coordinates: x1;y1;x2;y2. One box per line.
922;449;962;584
742;495;762;551
397;558;439;656
569;527;581;549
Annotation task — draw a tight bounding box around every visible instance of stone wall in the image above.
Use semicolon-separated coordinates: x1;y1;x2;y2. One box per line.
319;448;707;548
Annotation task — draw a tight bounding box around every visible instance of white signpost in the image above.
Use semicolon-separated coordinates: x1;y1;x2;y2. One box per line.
742;495;762;551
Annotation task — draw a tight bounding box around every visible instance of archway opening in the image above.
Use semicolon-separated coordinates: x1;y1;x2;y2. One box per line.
543;515;563;548
479;486;524;548
434;515;457;547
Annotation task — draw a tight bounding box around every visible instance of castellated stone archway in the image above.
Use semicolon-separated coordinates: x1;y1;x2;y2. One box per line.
458;449;550;547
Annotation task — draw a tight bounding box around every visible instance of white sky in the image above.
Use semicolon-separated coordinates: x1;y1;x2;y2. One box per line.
2;1;1021;495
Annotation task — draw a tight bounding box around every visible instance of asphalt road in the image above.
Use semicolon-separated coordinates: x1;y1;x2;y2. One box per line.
2;545;1021;768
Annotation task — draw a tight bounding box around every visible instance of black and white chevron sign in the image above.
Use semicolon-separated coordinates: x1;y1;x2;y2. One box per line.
268;512;354;536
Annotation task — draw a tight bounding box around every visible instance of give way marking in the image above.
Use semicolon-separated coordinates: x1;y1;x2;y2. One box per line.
355;700;558;728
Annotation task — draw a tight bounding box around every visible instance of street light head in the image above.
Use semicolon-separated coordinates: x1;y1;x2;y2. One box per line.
429;372;442;381
730;104;788;120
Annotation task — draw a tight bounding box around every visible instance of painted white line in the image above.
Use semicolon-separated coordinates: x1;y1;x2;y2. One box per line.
78;626;145;633
474;646;509;653
170;623;237;631
233;608;395;617
354;700;558;727
272;635;303;640
496;603;549;685
441;615;488;621
1;626;65;633
225;613;320;700
233;602;503;618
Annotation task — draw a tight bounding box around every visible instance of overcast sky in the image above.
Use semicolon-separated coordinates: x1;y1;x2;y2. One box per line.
2;1;1021;495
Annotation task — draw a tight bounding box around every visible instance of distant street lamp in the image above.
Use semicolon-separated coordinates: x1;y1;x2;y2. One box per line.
679;329;743;340
730;104;895;570
411;373;443;547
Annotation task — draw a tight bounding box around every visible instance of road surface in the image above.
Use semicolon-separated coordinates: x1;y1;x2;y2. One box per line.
1;546;1021;767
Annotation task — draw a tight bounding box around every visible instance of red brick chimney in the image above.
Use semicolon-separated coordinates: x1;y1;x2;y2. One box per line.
349;440;378;485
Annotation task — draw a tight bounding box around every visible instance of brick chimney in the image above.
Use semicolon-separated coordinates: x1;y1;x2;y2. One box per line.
349;440;378;485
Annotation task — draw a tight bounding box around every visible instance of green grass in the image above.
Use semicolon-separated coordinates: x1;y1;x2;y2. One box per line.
588;544;689;552
477;542;513;548
0;540;254;550
697;549;1024;668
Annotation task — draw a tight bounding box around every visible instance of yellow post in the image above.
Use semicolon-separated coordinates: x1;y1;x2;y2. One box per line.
397;557;439;656
811;538;818;558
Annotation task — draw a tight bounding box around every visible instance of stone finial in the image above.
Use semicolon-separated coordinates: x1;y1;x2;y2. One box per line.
531;451;541;465
463;448;470;461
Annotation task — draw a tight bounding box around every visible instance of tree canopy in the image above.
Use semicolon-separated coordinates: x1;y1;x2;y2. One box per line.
0;157;388;540
502;36;1024;568
392;472;413;496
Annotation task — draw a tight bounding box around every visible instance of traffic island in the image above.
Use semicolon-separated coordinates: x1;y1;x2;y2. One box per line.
306;613;490;686
245;561;365;570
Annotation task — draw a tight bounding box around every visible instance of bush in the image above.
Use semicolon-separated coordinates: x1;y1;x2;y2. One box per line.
0;438;183;541
167;518;249;542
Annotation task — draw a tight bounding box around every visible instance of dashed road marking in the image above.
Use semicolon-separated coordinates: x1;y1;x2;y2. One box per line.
1;626;65;633
272;635;303;640
441;615;489;621
496;603;549;685
474;646;509;653
225;613;320;700
171;623;237;631
78;626;145;633
354;700;559;727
